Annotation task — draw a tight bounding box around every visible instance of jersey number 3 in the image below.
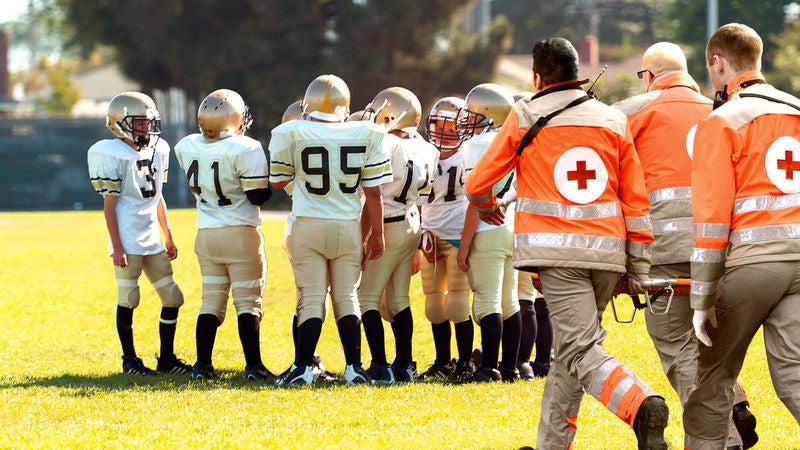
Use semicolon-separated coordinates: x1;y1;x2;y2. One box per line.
186;160;232;206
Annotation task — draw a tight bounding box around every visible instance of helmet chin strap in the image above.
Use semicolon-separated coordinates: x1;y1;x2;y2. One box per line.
134;135;151;147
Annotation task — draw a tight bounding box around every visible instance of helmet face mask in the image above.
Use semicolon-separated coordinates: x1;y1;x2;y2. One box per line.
426;96;465;152
106;92;162;148
454;107;491;141
455;83;514;141
365;87;421;131
197;89;252;141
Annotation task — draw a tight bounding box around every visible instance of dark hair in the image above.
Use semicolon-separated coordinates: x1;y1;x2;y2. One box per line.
532;38;579;85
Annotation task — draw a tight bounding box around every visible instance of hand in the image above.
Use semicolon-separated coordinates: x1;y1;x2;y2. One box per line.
411;250;421;275
479;202;506;226
627;273;649;295
112;248;128;267
693;306;717;347
366;232;385;260
457;246;470;272
165;238;178;260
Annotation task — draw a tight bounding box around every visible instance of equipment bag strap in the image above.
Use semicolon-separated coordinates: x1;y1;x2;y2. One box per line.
739;93;800;113
515;94;592;156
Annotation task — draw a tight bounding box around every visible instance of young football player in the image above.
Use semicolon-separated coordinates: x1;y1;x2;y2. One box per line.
88;91;190;376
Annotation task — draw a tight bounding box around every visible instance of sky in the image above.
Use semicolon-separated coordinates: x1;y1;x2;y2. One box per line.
0;0;28;24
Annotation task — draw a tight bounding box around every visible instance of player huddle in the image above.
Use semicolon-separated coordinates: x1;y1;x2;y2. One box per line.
89;23;800;450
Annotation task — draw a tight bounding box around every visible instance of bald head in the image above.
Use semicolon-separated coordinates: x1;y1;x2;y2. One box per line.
642;42;688;75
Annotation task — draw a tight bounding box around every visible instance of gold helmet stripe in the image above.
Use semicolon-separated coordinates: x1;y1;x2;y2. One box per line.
321;77;334;113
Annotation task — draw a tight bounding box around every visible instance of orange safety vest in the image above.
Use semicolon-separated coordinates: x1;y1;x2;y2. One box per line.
691;70;800;309
613;72;712;265
465;84;654;274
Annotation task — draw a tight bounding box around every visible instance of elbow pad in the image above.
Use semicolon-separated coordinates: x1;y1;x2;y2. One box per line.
246;188;271;206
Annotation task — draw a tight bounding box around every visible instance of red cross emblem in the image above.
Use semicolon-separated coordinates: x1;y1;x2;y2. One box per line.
567;161;596;190
777;150;800;180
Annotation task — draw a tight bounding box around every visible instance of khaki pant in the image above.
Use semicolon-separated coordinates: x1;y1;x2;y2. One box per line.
646;263;744;447
195;226;265;323
518;269;538;300
420;235;471;324
114;251;183;309
536;267;658;450
466;226;519;321
359;215;421;318
684;261;800;449
288;217;362;325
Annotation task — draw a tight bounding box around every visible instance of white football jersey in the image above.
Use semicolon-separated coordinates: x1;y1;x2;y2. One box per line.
462;129;516;232
421;150;468;240
269;120;391;220
175;134;268;229
381;132;439;218
87;138;170;255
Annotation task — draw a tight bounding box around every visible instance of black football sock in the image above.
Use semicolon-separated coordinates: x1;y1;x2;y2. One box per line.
291;314;298;347
362;310;387;366
195;313;221;367
237;313;262;367
478;313;502;370
533;297;553;366
391;307;413;367
517;299;536;363
454;318;474;363
431;321;452;364
337;315;362;366
116;306;136;361
295;318;323;367
159;306;179;358
501;312;522;371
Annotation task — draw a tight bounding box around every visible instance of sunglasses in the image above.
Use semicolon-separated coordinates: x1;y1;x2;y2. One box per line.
636;69;653;80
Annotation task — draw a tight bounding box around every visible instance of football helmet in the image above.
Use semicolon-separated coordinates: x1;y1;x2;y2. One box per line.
426;96;465;152
456;83;514;140
513;91;535;102
365;87;421;131
282;100;303;123
302;74;350;122
197;89;253;141
106;91;161;147
346;110;368;122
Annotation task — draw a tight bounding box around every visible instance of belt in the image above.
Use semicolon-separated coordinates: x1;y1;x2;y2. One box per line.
384;215;406;223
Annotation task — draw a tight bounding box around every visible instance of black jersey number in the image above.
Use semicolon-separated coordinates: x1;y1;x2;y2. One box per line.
136;159;156;198
427;165;459;204
394;161;431;205
301;145;366;196
186;159;232;206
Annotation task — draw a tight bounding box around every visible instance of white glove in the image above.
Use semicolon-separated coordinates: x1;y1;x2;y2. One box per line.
692;306;717;347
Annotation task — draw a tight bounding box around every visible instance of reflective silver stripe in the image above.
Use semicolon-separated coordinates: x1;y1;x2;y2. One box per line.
733;193;800;214
690;248;727;263
467;192;492;204
607;377;635;415
649;187;691;204
624;216;652;231
627;241;651;257
691;280;717;296
652;217;693;234
730;224;800;244
587;360;620;398
515;233;625;252
516;198;621;219
695;223;730;238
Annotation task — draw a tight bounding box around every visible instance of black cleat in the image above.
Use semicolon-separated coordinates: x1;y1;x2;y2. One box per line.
310;354;338;382
244;363;275;381
499;364;520;382
517;361;535;380
392;361;417;383
344;363;374;385
633;396;668;450
418;359;456;380
531;360;550;378
123;357;156;376
191;363;219;381
156;354;192;374
732;402;758;449
275;364;315;387
367;363;395;385
451;359;475;383
463;366;501;383
470;346;483;368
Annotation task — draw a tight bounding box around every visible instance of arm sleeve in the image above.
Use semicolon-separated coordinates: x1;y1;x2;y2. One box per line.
464;112;522;210
268;128;296;184
690;116;736;309
617;126;654;274
88;150;122;197
237;142;270;191
361;131;392;188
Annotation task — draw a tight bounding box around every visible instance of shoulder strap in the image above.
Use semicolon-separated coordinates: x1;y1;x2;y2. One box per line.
739;93;800;112
515;95;592;156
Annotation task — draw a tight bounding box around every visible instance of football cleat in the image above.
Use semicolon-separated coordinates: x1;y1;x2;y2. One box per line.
732;402;758;449
470;346;483;368
517;361;535;380
531;360;550;378
191;363;219;381
366;363;395;385
392;361;417;383
633;396;669;450
418;359;456;380
244;363;276;381
451;360;475;383
463;366;501;383
275;364;315;387
155;354;192;375
311;355;338;382
344;364;375;385
122;357;156;376
499;364;520;382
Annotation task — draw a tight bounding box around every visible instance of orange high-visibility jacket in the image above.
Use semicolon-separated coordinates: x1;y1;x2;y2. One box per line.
691;71;800;309
613;72;712;265
465;85;654;274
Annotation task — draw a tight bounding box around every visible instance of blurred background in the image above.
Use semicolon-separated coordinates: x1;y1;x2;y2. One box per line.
0;0;798;211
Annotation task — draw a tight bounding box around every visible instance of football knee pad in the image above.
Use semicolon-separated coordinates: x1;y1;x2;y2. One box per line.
116;278;141;309
152;274;184;308
200;275;230;324
424;293;447;323
445;290;471;324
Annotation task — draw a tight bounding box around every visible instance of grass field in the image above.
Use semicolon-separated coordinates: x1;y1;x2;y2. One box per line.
0;209;796;449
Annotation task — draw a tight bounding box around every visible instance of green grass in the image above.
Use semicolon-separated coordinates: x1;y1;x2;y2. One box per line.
0;209;795;449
